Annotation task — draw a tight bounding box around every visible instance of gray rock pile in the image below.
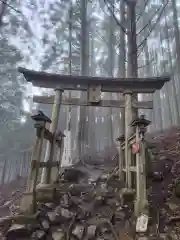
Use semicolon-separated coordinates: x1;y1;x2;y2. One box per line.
0;163;135;240
3;125;180;239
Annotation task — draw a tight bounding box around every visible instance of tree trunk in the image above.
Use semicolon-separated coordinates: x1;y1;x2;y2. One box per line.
153;58;163;130
118;0;126;137
159;29;172;127
107;0;115;146
88;32;95;153
171;0;180;106
163;4;180;124
126;1;138;137
67;3;72;164
78;0;89;157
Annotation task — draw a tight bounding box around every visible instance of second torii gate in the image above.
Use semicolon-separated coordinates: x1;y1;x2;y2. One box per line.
19;67;169;215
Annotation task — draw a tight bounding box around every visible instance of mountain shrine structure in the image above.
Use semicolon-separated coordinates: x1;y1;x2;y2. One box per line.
18;67;169;221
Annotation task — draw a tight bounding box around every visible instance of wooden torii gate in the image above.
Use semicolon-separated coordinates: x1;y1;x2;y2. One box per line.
18;67;170;215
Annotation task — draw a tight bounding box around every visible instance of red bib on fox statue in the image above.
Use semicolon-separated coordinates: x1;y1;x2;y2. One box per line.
132;142;140;154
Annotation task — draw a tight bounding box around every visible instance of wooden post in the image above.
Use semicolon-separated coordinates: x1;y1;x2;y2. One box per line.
56;147;61;168
135;124;141;216
20;112;51;213
140;140;148;210
116;135;125;180
49;131;65;182
27;138;40;192
20;128;44;214
41;89;63;184
55;135;65;175
31;126;45;213
61;136;65;163
131;115;150;216
60;136;65;166
118;145;123;180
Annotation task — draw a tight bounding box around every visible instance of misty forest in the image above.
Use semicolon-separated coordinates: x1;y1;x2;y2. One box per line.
0;0;179;183
2;0;180;238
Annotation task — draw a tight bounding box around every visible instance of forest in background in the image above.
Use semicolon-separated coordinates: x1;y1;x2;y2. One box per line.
0;0;180;180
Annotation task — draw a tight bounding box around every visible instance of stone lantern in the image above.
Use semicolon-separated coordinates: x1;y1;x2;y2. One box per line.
131;114;151;140
31;111;51;137
130;115;151;217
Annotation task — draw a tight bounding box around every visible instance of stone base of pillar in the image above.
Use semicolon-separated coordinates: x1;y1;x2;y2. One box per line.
20;192;34;214
50;166;59;183
134;199;149;217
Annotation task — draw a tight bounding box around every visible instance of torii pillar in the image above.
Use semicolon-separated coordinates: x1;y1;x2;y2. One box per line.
124;90;133;188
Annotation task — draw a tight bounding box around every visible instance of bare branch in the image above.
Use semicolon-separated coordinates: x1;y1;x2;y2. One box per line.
138;56;155;69
103;0;127;34
0;0;39;40
137;0;169;50
0;0;20;15
95;29;109;46
136;0;150;23
0;0;7;27
137;3;163;36
94;28;128;62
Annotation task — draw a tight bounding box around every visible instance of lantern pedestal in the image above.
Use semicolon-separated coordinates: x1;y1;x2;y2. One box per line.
130;115;150;217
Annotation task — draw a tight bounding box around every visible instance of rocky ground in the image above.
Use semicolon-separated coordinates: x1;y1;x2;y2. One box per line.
1;126;180;239
0;176;26;218
146;126;180;239
0;156;135;240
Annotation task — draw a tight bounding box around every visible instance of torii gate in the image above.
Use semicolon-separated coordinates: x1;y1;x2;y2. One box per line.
18;67;170;215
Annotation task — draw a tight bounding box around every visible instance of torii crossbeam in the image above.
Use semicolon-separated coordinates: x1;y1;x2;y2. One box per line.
19;67;169;93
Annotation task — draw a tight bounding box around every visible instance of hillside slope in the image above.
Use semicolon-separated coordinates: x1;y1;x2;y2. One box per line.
146;126;180;237
1;126;180;239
